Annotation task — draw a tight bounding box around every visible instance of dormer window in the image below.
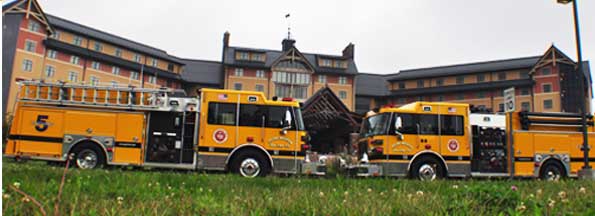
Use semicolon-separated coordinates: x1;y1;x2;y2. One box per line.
236;52;249;60
319;58;347;68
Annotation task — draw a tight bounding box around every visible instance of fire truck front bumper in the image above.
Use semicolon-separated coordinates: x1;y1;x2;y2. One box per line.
346;164;383;177
300;162;327;176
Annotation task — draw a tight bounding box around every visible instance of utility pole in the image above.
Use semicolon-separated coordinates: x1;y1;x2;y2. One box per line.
557;0;593;179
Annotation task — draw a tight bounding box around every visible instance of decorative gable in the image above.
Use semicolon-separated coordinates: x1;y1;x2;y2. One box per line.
2;0;54;34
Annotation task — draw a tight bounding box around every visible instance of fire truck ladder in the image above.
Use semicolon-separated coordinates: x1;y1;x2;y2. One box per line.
17;81;175;111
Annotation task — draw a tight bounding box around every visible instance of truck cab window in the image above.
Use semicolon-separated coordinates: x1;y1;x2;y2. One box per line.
207;102;236;125
392;113;417;134
361;114;390;137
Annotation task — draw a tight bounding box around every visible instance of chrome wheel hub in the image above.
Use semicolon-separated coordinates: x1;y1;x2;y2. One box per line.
76;149;98;169
418;164;437;181
545;169;560;181
239;158;260;178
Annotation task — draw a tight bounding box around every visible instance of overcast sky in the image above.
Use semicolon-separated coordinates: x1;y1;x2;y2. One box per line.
38;0;594;75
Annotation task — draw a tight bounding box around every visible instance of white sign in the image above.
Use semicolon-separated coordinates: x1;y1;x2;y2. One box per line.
504;87;515;113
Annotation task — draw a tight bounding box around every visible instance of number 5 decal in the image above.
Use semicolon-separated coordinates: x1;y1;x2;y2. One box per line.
35;115;49;132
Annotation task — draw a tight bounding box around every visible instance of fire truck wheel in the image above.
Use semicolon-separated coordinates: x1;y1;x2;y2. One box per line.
539;160;566;181
230;150;271;178
410;156;445;181
71;143;106;169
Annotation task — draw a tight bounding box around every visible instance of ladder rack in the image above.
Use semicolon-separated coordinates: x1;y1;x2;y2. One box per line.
17;81;176;111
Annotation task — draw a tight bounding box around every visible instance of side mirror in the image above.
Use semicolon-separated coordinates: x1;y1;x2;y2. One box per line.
394;116;404;140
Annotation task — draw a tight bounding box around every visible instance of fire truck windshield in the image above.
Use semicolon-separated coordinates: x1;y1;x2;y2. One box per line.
360;113;390;138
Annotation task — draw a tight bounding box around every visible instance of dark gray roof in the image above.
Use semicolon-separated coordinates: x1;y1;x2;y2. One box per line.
387;56;542;81
46;14;183;65
180;59;223;85
355;73;390;97
223;46;358;75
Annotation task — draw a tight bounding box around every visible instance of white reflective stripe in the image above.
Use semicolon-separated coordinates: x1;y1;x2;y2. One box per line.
166;133;176;137
153;132;162;135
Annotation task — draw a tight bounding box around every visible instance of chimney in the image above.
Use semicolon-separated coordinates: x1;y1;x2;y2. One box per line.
223;31;230;48
342;43;355;59
282;38;296;51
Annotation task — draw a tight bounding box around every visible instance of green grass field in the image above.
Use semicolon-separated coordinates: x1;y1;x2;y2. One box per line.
2;160;595;216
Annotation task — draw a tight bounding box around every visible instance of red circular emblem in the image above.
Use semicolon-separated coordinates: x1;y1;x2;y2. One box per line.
448;139;459;152
213;129;228;144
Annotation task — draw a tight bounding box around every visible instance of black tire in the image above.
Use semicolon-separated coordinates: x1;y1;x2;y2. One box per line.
71;143;106;169
230;150;271;177
410;156;445;181
539;160;566;181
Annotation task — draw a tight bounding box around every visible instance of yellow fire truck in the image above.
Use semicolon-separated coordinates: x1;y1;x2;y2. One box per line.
4;81;310;177
358;102;595;180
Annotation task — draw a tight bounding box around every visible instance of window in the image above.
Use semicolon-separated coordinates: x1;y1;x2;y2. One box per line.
498;103;504;112
207;102;237;126
70;56;80;65
27;20;40;32
73;36;83;46
440;115;464;136
435;78;444;86
398;82;405;89
234;68;244;76
133;54;141;63
275;85;308;99
234;83;242;90
22;59;33;72
436;95;444;101
90;76;100;86
318;75;327;83
521;88;530;95
543;84;552;93
91;61;100;70
111;81;118;87
339;91;347;99
256;70;265;78
255;84;265;92
542;68;551;75
94;42;103;52
25;40;36;52
498;73;507;81
148;75;157;84
238;52;249;60
50;31;60;39
543;99;553;109
339;76;347;85
456;94;464;100
322;59;331;67
112;66;120;75
417;96;425;101
521;102;530;111
68;71;78;82
397;98;406;104
130;71;139;80
456;76;465;84
417;80;424;88
520;71;529;79
272;72;311;85
252;54;263;61
167;63;174;72
477;74;485;82
237;104;301;129
44;65;55;78
151;58;158;67
419;114;439;135
361;113;391;137
47;50;57;59
477;91;486;98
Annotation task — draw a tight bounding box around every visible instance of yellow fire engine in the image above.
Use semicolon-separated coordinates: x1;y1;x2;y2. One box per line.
358;102;595;180
4;81;309;177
